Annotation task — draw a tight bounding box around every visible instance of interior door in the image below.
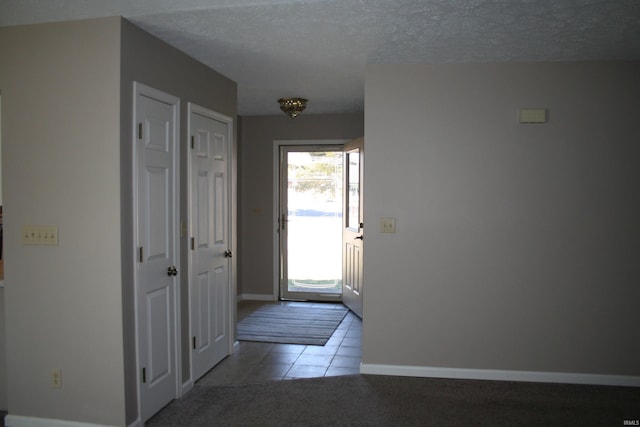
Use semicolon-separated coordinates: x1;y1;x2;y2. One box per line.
134;83;180;422
342;137;364;318
188;104;232;381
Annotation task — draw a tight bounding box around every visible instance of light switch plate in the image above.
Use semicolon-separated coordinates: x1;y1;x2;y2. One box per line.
22;225;59;245
519;109;547;124
380;218;396;233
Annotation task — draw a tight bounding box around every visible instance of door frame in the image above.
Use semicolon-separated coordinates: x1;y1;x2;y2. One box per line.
272;139;349;300
186;102;235;384
132;81;182;420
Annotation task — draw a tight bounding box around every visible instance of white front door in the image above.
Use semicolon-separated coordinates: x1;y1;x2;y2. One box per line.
188;104;233;381
342;137;364;318
134;83;180;422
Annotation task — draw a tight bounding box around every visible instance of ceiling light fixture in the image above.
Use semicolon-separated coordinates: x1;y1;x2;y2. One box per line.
278;97;308;119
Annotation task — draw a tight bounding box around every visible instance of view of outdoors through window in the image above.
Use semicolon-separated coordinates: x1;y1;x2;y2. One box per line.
287;151;343;294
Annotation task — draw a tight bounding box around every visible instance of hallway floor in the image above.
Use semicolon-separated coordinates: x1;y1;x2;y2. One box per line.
196;300;362;386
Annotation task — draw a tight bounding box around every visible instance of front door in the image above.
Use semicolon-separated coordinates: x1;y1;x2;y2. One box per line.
188;104;233;381
134;83;180;422
342;137;364;318
279;145;344;301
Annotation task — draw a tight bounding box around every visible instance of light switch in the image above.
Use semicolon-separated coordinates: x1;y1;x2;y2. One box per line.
519;109;547;124
22;225;59;245
380;218;396;233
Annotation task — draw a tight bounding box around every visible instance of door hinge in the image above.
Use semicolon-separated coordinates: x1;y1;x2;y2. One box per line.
192;336;197;350
142;367;147;383
191;135;195;149
139;246;144;263
138;123;143;140
191;237;195;250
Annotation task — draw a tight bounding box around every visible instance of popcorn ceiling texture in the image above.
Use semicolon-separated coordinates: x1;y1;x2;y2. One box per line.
2;0;639;115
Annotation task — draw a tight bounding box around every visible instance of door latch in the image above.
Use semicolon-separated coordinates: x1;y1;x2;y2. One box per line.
167;266;178;276
224;250;233;258
280;213;289;230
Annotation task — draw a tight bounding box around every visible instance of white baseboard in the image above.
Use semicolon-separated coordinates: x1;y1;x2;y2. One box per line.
359;363;640;387
5;415;117;427
237;293;275;302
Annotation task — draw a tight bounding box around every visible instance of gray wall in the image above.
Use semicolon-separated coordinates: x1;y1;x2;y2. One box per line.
0;289;6;410
120;19;237;424
238;114;363;298
0;18;125;425
0;16;237;426
363;62;640;378
0;98;6;410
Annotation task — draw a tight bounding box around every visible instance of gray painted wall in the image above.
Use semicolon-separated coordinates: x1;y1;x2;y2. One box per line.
0;289;6;410
0;18;125;425
120;19;237;424
238;114;364;298
0;16;237;426
363;62;640;377
0;98;6;410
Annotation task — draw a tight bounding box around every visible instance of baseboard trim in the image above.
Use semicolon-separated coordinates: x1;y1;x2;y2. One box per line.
181;378;194;396
5;415;117;427
359;363;640;387
237;293;275;302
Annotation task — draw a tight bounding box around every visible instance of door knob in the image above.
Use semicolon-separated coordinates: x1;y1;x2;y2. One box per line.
224;250;233;258
354;235;363;240
167;266;178;276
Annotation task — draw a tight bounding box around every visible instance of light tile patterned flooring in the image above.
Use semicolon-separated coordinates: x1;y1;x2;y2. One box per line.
196;300;362;386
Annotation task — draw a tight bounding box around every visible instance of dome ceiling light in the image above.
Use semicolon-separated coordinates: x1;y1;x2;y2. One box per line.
278;97;308;118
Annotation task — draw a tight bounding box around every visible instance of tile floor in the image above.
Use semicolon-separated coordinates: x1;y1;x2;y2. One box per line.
196;300;362;386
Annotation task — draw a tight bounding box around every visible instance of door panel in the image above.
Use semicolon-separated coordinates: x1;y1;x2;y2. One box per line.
135;84;180;422
342;137;364;318
147;288;171;385
189;105;232;382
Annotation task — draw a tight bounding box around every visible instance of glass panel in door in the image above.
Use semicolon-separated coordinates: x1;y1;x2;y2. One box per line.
280;146;343;301
347;150;360;231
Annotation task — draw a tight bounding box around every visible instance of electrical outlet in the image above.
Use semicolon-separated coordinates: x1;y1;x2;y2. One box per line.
22;225;58;245
51;368;62;389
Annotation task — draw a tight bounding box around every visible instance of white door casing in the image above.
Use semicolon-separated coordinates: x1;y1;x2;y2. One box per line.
342;137;364;318
188;104;233;382
133;82;181;422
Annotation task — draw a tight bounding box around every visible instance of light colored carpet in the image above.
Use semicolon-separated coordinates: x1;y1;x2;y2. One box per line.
237;304;348;345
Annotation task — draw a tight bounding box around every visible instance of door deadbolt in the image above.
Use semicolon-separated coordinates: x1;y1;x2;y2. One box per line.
224;250;233;258
167;266;178;276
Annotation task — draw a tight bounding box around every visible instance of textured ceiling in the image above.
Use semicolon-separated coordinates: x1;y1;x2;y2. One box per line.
2;0;640;116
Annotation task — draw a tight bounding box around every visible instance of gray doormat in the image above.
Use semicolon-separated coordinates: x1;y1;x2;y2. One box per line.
237;304;349;345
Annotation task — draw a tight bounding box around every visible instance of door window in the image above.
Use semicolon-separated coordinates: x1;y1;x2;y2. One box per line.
346;150;360;231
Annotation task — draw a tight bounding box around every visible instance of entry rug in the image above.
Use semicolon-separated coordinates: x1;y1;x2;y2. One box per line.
237;304;349;346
